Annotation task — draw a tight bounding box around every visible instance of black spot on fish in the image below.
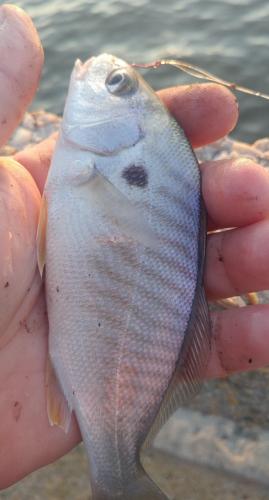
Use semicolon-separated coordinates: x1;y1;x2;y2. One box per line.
122;165;148;188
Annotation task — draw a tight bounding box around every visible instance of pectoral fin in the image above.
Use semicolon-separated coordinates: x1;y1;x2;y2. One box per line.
62;115;142;155
89;168;159;249
36;194;47;277
46;357;72;433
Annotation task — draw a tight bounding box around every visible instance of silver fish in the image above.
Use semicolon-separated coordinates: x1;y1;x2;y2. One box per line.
37;54;211;500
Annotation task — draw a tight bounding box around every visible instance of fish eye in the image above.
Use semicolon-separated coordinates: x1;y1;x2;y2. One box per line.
105;68;137;96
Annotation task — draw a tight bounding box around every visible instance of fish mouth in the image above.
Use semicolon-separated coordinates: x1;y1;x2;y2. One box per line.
74;54;126;76
73;54;130;87
74;56;96;79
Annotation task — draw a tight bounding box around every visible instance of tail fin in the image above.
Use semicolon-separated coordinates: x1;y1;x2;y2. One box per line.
125;471;170;500
93;468;170;500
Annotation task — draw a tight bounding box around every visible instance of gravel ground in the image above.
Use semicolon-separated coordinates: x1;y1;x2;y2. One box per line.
185;369;269;428
2;445;269;500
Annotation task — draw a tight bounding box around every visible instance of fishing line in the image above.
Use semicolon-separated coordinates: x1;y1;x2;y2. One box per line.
132;59;269;100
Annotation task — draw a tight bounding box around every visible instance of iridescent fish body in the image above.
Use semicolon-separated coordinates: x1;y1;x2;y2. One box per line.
38;54;211;500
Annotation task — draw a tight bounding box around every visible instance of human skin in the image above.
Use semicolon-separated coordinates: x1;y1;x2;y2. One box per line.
1;2;269;489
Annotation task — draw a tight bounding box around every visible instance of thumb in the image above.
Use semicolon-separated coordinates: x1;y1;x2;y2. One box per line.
0;4;44;147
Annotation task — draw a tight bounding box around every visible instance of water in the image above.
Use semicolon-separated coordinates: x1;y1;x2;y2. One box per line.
14;0;269;142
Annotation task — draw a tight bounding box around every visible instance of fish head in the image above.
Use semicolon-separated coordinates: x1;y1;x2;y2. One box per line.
62;53;159;155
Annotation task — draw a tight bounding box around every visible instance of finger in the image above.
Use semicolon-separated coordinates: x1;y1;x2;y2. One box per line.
15;133;58;193
0;158;41;348
158;83;238;148
207;305;269;378
205;219;269;300
201;158;269;230
0;4;44;146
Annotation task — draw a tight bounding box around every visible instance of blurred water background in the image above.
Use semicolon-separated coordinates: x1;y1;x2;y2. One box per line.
15;0;269;142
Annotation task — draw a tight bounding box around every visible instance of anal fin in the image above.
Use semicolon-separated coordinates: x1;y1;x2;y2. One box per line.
46;357;72;433
36;194;47;277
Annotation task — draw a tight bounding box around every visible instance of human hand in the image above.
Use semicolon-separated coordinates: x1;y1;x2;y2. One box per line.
0;4;80;488
2;2;269;490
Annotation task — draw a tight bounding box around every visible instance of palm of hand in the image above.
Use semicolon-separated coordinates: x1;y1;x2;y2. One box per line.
1;3;269;490
0;134;81;489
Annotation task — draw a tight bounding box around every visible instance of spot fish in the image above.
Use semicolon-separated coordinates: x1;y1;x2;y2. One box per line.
37;54;211;500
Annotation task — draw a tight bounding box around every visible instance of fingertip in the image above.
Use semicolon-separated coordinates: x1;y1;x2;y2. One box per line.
158;83;239;148
202;158;269;229
0;4;44;146
0;4;44;58
207;306;269;378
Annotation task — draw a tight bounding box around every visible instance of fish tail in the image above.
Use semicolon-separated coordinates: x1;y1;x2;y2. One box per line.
93;467;169;500
124;470;170;500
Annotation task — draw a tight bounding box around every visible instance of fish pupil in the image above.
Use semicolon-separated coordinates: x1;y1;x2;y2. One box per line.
122;165;148;188
109;73;123;86
106;68;137;95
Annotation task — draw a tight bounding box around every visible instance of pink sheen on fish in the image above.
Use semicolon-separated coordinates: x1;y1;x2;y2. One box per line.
38;53;211;500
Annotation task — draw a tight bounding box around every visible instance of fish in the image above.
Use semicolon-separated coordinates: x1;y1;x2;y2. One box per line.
37;53;211;500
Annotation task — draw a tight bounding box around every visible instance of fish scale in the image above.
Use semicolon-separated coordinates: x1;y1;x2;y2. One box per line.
39;53;211;500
